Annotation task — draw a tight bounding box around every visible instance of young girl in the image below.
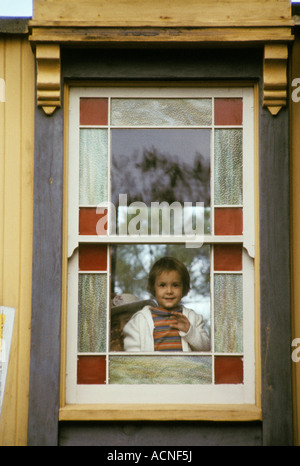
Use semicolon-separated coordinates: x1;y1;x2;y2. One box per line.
123;256;210;352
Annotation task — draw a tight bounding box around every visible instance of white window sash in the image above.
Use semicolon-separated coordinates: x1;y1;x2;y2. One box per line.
66;86;256;406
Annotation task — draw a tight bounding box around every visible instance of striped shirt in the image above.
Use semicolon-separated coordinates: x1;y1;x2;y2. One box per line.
150;306;183;351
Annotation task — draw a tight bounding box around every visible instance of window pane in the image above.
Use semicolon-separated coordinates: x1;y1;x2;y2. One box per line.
214;356;243;384
77;355;106;384
110;244;211;351
79;129;108;205
214;274;243;353
214;98;243;126
78;274;107;352
214;129;242;205
111;128;211;233
79;207;107;235
111;98;212;126
79;244;107;271
214;207;243;235
80;98;108;126
214;244;243;271
109;356;212;384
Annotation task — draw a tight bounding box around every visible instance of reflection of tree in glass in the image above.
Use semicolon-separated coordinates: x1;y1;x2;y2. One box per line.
109;145;211;349
111;146;210;206
111;244;210;302
111;144;210;298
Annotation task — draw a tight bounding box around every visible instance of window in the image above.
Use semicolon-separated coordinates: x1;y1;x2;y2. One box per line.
65;86;256;407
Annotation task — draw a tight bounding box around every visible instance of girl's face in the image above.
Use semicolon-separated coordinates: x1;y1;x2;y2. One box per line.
154;270;183;311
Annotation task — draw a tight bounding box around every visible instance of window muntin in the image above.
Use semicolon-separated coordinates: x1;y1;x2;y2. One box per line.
66;87;255;405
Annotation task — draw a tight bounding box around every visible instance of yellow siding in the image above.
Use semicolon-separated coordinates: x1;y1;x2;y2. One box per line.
0;36;35;446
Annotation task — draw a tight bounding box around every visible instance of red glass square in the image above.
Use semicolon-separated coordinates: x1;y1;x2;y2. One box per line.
77;356;106;384
215;356;243;384
79;207;107;235
79;243;107;271
214;244;242;271
80;98;108;126
215;207;243;235
214;98;243;126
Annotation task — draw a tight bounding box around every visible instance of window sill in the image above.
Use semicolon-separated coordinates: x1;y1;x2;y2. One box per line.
59;403;262;422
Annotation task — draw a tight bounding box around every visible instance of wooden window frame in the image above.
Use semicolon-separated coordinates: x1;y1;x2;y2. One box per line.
59;82;262;422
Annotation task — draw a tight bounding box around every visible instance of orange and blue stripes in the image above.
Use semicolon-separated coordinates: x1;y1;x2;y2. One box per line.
150;307;183;351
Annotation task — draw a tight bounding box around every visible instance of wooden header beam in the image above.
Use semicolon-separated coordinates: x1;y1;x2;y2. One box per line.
30;0;293;115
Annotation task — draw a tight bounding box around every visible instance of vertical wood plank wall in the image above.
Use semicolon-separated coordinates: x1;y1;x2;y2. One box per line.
0;36;35;446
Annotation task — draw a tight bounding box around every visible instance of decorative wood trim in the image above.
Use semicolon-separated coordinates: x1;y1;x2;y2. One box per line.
36;43;61;115
263;44;288;115
29;25;294;46
59;404;262;422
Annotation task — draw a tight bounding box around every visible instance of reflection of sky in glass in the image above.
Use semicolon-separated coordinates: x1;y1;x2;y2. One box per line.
111;129;211;206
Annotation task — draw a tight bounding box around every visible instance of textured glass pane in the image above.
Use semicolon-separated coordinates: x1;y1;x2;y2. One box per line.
214;129;242;205
79;129;108;205
109;356;212;384
214;274;243;353
78;274;107;352
111;99;212;126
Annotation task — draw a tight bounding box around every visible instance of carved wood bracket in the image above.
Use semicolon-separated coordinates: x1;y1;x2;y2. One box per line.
33;40;289;117
263;44;288;116
36;44;61;115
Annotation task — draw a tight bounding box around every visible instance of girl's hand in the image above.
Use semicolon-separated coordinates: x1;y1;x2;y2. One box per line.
170;312;190;333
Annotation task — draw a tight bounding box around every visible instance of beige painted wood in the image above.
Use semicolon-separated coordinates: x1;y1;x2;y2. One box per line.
59;404;262;421
36;43;61;114
32;0;292;26
0;37;35;447
263;44;288;115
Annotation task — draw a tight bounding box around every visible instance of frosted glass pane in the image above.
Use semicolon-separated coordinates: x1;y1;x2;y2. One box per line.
111;99;212;126
214;129;242;205
109;356;212;384
79;129;108;205
78;274;107;352
214;274;243;353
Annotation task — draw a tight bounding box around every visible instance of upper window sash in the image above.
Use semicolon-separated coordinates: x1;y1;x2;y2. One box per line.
67;87;255;259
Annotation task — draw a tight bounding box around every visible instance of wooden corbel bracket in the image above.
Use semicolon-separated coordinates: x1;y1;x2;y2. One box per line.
263;44;288;116
36;44;61;115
